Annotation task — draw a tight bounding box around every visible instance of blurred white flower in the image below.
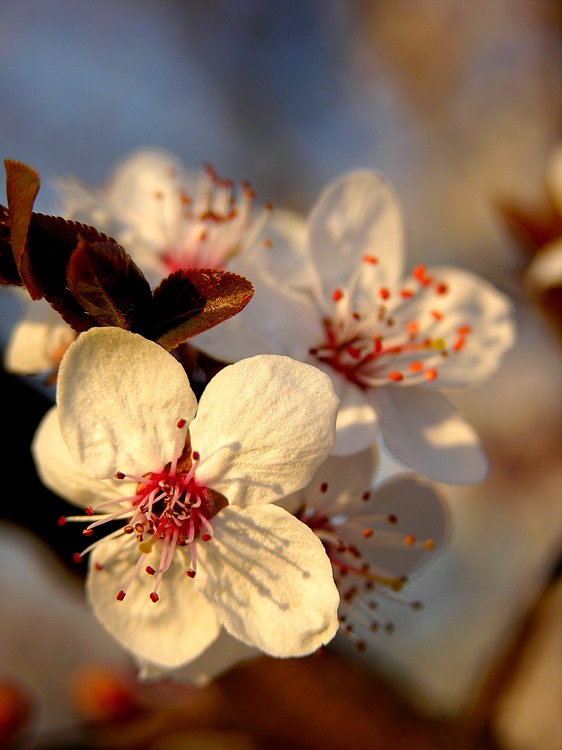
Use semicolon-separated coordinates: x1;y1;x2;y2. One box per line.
32;327;341;676
524;144;562;291
204;170;516;483
53;147;271;288
3;296;75;380
281;449;449;650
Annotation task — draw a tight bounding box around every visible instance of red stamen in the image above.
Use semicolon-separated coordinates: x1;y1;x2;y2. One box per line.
412;265;432;285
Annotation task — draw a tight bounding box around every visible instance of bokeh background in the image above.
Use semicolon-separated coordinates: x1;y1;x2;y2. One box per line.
1;2;561;749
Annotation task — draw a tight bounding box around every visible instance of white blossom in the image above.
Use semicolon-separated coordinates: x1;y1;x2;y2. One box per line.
281;449;449;650
32;327;341;675
201;170;516;483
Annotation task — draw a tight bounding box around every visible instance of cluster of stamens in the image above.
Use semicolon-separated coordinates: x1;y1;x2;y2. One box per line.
155;163;272;272
59;419;227;603
309;259;472;389
298;481;434;652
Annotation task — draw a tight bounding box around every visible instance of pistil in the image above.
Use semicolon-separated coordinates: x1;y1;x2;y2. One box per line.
158;164;272;272
60;419;228;602
298;480;434;649
310;261;473;388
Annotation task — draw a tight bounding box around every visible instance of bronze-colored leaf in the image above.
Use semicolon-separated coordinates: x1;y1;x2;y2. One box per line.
151;268;254;351
4;159;40;296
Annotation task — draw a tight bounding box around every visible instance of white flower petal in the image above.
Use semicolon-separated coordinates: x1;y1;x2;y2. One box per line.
4;298;75;375
237;207;315;294
52;175;111;229
88;534;221;669
546;142;562;215
32;407;126;510
407;266;516;387
281;448;378;516
197;504;339;657
229;276;324;361
193;306;275;363
103;147;192;248
341;474;450;578
58;328;197;479
372;386;489;484
308;170;405;307
328;374;379;456
524;239;562;290
136;629;260;686
192;355;339;505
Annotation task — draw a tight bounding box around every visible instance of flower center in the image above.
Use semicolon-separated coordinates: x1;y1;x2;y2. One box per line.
309;260;472;389
158;164;271;273
297;481;433;650
60;419;227;602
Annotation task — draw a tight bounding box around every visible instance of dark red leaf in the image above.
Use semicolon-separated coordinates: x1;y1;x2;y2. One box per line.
0;205;22;286
25;214;121;332
151;268;254;350
4;160;40;296
67;238;153;331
